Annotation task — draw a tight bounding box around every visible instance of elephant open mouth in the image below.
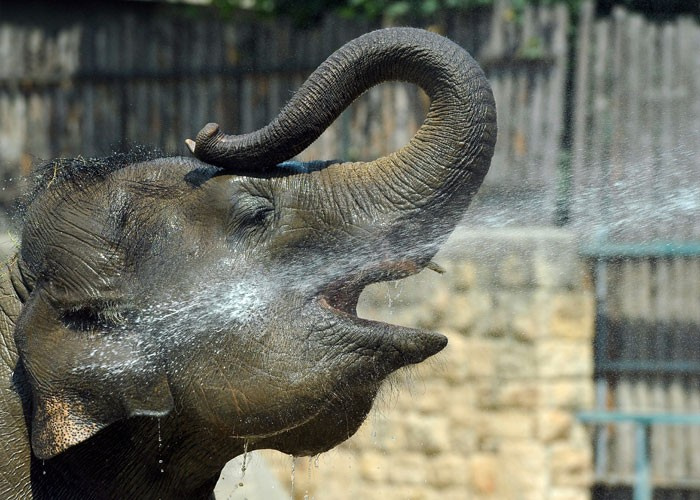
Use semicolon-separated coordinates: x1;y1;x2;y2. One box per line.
317;257;448;366
320;259;424;314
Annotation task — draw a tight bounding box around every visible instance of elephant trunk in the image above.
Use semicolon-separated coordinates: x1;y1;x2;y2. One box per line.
188;28;496;187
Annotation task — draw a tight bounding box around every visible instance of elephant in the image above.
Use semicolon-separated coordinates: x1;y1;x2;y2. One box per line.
0;27;496;498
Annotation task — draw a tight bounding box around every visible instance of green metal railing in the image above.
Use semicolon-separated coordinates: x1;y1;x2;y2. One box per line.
581;242;700;500
578;412;700;500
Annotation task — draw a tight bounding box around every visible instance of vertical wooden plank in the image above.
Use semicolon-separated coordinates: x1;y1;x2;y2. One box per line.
659;23;676;242
615;12;638;243
607;7;626;242
509;5;532;191
689;258;700;478
482;0;509;188
680;258;695;485
636;17;657;243
691;24;700;241
588;18;611;239
613;259;636;478
650;254;668;489
571;0;592;222
668;257;688;482
541;4;568;223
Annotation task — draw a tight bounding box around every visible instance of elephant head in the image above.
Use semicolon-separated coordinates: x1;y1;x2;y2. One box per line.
13;28;495;496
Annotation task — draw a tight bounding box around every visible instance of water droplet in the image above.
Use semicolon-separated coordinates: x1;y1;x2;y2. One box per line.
157;418;164;473
240;439;249;478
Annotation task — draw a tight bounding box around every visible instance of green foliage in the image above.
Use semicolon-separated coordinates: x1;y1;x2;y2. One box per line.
210;0;700;24
210;0;585;24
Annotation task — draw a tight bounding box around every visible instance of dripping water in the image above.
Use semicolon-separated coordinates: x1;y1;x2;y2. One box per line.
290;455;296;500
157;418;164;473
238;439;249;488
303;456;314;500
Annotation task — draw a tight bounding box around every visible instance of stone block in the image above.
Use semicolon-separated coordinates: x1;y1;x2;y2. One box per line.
452;260;478;291
537;409;573;442
355;413;408;452
426;453;470;488
539;379;595;409
444;384;477;424
497;380;539;409
356;483;431;500
442;291;493;334
549;292;595;339
447;421;478;455
468;453;498;495
475;411;534;440
500;441;548;498
496;340;538;379
550;443;593;487
532;236;580;289
386;452;428;485
359;451;390;482
462;337;498;379
549;487;591;500
439;228;580;289
438;487;475;500
536;340;593;378
411;378;451;414
509;291;549;342
404;414;451;455
499;251;534;288
474;380;499;410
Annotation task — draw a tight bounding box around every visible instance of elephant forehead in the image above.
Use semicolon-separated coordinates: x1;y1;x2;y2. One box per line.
22;189;123;283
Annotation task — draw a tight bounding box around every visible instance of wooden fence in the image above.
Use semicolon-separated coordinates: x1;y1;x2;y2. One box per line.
572;2;700;243
570;3;700;493
595;257;700;490
0;0;569;226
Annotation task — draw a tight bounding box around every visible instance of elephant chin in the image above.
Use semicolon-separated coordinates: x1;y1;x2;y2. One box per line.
257;378;381;457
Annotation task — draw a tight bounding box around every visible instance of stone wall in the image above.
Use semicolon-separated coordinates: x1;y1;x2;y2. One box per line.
255;228;595;500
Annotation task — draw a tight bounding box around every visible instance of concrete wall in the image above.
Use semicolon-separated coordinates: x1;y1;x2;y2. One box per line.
257;228;596;500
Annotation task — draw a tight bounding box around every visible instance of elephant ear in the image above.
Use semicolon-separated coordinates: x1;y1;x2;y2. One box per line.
28;369;173;460
15;294;174;460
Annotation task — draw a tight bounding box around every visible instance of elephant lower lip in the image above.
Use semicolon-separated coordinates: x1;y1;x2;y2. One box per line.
319;296;447;368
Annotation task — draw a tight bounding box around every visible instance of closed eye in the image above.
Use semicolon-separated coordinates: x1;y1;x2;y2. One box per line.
230;195;274;232
60;302;127;332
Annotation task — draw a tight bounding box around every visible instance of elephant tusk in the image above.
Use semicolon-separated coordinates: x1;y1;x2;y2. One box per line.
185;139;196;154
426;261;445;274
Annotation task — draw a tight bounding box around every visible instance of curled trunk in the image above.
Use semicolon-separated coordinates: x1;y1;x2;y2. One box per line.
189;28;497;205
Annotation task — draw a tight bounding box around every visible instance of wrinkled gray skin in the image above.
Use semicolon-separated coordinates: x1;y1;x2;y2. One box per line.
0;28;495;498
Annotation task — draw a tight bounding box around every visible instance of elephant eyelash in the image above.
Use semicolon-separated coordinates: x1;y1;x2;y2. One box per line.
229;193;275;231
61;302;127;332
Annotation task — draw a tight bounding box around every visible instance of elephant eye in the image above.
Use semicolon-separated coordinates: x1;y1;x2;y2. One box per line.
61;302;126;333
230;195;274;232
